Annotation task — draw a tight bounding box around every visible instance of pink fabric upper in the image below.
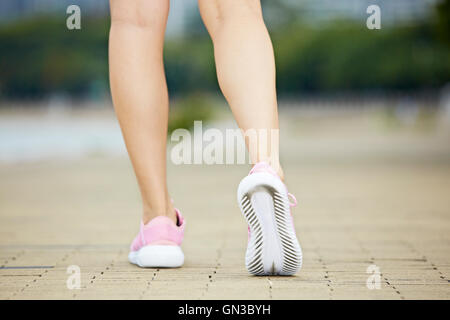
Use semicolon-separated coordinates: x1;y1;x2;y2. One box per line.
130;208;185;252
249;161;279;176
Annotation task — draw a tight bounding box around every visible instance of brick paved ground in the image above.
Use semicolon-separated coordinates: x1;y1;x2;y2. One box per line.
1;111;449;299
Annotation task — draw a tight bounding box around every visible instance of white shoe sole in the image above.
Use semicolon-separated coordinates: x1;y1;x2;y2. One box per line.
238;172;302;276
128;245;184;268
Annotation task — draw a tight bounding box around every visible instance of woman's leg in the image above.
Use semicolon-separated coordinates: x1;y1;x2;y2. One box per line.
109;0;175;224
198;0;284;179
199;1;302;276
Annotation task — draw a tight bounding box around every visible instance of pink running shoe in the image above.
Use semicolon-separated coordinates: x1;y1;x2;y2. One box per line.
128;208;185;268
237;162;302;275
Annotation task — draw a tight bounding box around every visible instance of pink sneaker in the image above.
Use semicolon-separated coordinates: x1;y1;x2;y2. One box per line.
237;162;302;275
128;208;185;268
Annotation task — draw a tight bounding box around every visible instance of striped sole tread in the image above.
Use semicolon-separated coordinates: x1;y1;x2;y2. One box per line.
273;191;302;275
241;189;302;276
241;194;265;275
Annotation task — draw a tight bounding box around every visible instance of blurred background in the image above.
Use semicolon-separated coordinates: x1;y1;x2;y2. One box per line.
1;2;450;300
0;0;449;163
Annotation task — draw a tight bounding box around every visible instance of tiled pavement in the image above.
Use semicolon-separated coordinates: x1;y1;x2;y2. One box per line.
1;113;449;299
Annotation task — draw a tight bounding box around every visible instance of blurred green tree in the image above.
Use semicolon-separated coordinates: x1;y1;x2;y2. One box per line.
0;1;448;101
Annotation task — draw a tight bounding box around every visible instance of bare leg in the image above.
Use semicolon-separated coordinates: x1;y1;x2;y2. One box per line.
109;0;175;224
198;0;284;179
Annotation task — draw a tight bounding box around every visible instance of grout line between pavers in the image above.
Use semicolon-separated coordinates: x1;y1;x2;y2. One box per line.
9;249;74;299
73;248;123;299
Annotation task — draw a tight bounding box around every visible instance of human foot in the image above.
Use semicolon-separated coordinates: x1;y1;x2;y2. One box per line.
128;208;185;268
237;162;302;275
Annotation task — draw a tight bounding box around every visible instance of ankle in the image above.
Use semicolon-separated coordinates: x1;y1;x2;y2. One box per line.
264;160;284;181
142;202;177;225
276;166;285;181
